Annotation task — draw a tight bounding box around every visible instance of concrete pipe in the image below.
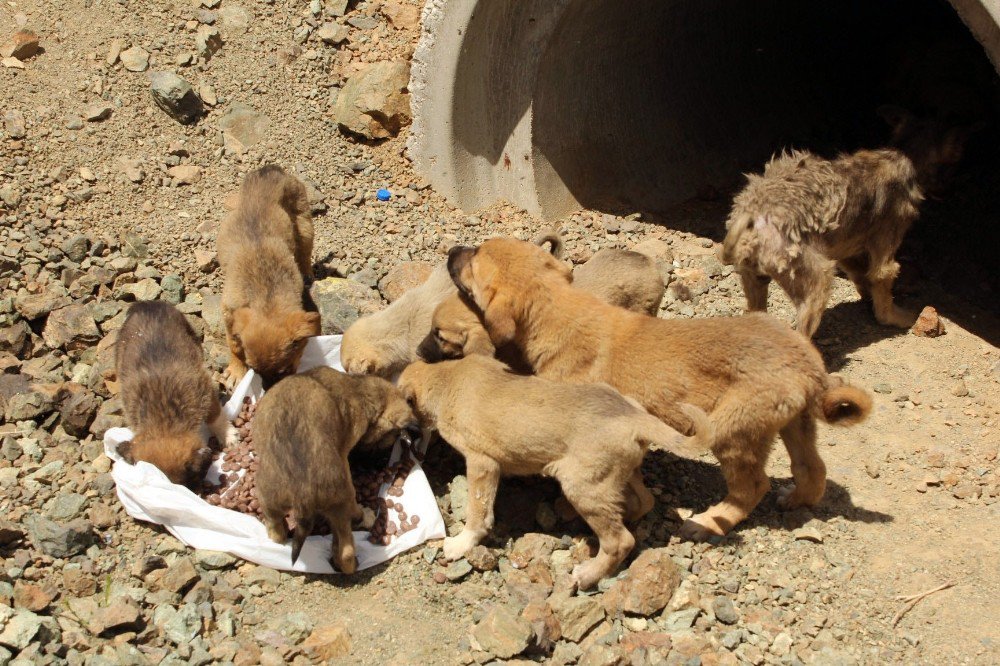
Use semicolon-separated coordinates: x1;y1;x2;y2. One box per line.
409;0;1000;220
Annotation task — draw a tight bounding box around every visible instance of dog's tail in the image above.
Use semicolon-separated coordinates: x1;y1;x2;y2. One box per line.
533;229;564;258
290;514;315;566
815;376;873;426
720;212;753;265
634;403;713;457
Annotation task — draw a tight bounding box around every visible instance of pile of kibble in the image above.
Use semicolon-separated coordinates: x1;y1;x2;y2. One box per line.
201;396;421;545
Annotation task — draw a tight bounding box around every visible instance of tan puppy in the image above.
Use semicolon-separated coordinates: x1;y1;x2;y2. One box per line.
447;239;873;541
218;165;320;388
341;231;563;378
115;301;235;488
398;356;705;589
573;248;665;315
254;367;419;570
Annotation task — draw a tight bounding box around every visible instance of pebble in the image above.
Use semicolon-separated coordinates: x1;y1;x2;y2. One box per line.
119;46;149;72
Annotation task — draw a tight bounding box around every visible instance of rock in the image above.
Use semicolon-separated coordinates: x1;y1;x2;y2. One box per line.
950;379;969;397
5;389;55;422
24;516;94;557
448;474;468;521
470;606;532;659
84;103;114;122
327;0;348;16
63;568;97;597
579;644;626;666
301;624;351;661
668;266;710;300
45;492;88;521
61;235;91;262
0;30;40;60
89;600;142;636
194;550;237;569
602;547;680;616
220;5;252;31
167;165;202;185
89;398;125;437
0;520;25;547
382;1;421;29
119;278;162;302
195;26;222;59
121;231;149;259
0;320;31;357
43;304;100;352
150;72;204;124
792;526;824;543
277;612;313;644
712;596;740;625
15;290;70;320
509;533;561;568
466;545;499;572
621;632;673;660
911;306;945;338
349;267;379;289
662;608;700;631
445;559;473;581
309;277;382;334
160;558;200;594
195;249;217;273
164;603;202;644
317;22;349;45
217;103;270;154
378;261;434;302
64;113;84;129
551;595;605;642
120;46;150;72
3;109;26;139
13;581;52;612
106;38;122;66
0;610;43;651
333;61;411;139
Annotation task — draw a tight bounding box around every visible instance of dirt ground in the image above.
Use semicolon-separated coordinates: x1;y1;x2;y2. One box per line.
1;1;998;665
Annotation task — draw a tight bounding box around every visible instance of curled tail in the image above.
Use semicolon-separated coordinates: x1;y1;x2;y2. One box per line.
720;212;753;265
635;403;713;458
290;514;315;565
816;377;872;426
533;229;564;258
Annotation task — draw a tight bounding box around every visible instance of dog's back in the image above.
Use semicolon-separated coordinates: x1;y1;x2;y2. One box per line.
574;248;665;315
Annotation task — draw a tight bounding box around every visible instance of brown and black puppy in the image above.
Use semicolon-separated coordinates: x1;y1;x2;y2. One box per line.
115;301;235;488
447;238;873;542
218;165;320;388
254;367;419;571
398;356;705;589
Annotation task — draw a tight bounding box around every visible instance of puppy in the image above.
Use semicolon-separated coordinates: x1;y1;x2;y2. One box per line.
254;366;419;570
218;165;320;388
398;356;705;589
573;248;665;315
115;301;235;488
416;247;665;366
341;231;564;378
447;239;873;541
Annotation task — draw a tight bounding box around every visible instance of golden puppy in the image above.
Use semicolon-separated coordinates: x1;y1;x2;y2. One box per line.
447;239;873;541
398;356;705;588
115;301;235;487
218;165;320;388
573;248;665;315
341;231;564;378
254;367;419;570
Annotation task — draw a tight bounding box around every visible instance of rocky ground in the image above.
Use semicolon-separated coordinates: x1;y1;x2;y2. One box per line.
1;1;999;665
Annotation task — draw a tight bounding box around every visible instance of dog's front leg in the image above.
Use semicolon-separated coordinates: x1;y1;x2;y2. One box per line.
444;453;500;560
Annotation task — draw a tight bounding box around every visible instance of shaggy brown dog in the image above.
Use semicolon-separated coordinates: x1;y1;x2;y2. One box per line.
254;367;419;570
398;356;705;588
721;148;923;338
218;165;320;388
447;238;873;541
115;301;235;487
341;231;564;378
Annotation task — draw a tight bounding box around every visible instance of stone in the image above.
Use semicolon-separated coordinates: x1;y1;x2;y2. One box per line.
167;165;202;185
194;250;217;273
121;231;150;259
621;632;672;659
662;608;700;631
89;600;143;636
15;290;71;321
309;277;382;334
0;520;25;547
950;379;969;397
43;304;100;352
602;547;680;616
160;558;200;594
792;526;824;543
3;109;26;139
61;235;91;262
0;30;40;60
445;559;473;581
466;545;498;572
301;624;351;661
712;596;739;625
217;103;270;154
85;103;114;122
333;61;412;139
578;644;626;666
522;601;561;646
64;113;84;129
382;1;421;29
911;306;945;338
195;26;222;59
13;581;51;612
220;5;252;31
4;389;54;422
0;321;31;357
45;493;88;521
150;72;204;124
119;278;162;302
164;603;202;644
0;610;42;651
194;550;237;569
120;46;150;72
377;261;434;302
327;0;348;16
509;532;561;568
63;568;97;597
470;606;532;659
317;22;349;45
24;515;94;557
551;595;605;642
277;612;313;644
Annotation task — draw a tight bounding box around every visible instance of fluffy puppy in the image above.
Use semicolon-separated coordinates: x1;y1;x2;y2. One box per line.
218;165;320;388
573;248;665;315
341;231;564;378
254;367;419;570
115;301;235;487
398;356;705;589
447;239;873;541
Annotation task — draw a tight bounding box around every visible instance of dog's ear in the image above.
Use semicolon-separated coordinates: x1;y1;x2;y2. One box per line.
463;324;496;357
447;246;475;292
483;293;516;347
292;311;321;341
877;104;911;134
117;440;136;464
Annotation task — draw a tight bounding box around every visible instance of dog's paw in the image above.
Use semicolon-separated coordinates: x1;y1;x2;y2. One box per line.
266;523;289;545
222;362;247;390
443;531;478;561
776;484;821;510
224;423;240;448
571;560;605;591
679;515;726;543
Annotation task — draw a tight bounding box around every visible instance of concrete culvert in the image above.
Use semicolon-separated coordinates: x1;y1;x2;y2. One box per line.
410;0;1000;219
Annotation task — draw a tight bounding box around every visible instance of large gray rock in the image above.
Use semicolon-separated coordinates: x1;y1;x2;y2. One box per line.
333;61;411;139
4;389;55;422
150;72;204;124
43;304;100;352
0;320;31;357
309;278;382;335
24;515;95;558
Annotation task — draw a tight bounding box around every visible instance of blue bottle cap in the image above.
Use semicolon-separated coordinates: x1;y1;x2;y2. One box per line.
376;188;391;201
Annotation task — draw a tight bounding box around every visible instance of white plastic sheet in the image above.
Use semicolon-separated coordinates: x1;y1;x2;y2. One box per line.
103;335;445;573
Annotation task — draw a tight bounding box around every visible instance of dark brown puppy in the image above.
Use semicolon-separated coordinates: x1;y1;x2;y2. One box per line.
115;301;235;487
254;367;419;570
448;238;873;541
218;165;320;388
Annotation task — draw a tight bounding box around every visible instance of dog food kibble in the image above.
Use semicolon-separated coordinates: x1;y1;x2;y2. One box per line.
200;396;421;547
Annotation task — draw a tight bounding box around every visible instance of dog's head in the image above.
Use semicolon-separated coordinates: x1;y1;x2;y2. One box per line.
396;361;437;429
447;238;571;346
358;377;421;446
118;432;213;489
230;307;320;388
416;292;496;363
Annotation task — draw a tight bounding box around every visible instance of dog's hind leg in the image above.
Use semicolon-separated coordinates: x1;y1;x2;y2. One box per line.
560;468;635;589
867;257;917;328
837;254;871;300
624;469;655;523
444;453;499;561
773;251;835;338
738;268;771;312
777;411;826;509
326;506;358;574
